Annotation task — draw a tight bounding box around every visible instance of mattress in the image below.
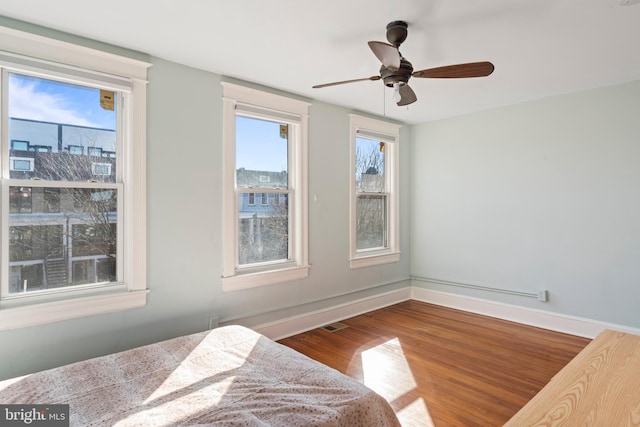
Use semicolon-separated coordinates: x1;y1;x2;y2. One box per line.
0;325;400;426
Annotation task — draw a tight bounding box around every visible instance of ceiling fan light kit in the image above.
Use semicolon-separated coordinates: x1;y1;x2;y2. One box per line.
313;20;495;107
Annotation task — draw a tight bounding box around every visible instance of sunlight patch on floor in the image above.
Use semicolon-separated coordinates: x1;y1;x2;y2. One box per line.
361;337;416;402
396;397;435;427
361;338;434;426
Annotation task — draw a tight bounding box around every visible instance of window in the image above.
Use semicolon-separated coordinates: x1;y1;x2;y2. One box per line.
68;145;83;155
221;82;310;290
349;114;400;268
9;157;34;171
88;147;103;157
91;162;112;176
30;145;52;153
0;26;149;330
11;140;29;151
9;186;32;213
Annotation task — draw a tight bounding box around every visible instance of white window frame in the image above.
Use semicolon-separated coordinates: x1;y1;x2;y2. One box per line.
0;26;150;330
349;114;401;269
9;157;34;172
221;82;310;291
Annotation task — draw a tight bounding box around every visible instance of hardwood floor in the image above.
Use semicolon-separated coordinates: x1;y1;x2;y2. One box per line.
278;300;591;427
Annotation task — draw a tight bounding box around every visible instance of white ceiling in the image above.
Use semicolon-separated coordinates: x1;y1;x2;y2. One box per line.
1;0;639;124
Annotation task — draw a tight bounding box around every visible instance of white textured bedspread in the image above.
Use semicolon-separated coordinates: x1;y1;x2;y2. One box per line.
0;325;400;426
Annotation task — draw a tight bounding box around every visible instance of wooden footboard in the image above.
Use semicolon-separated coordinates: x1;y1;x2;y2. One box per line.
504;329;640;426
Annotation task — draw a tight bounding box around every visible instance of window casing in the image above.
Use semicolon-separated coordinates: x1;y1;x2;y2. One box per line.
221;82;309;291
0;26;149;330
349;114;400;268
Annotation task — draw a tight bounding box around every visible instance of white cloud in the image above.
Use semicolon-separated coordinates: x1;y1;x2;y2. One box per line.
8;76;100;128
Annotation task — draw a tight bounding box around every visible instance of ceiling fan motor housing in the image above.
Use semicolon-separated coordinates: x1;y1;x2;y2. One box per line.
381;57;413;87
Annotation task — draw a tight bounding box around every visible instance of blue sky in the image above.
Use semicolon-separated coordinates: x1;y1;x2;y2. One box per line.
9;73;116;130
236;115;288;173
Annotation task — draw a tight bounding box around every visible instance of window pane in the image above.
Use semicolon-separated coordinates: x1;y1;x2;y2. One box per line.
7;73;117;182
91;163;112;176
356;137;385;193
356;194;387;250
236;115;288;189
44;188;61;213
10;186;32;213
11;140;29;151
12;159;33;171
238;193;289;265
8;187;117;294
88;147;103;156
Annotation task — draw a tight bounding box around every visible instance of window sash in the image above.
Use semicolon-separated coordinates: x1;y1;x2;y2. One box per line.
1;67;126;183
1;180;123;299
236;188;292;268
355;193;389;251
234;113;291;191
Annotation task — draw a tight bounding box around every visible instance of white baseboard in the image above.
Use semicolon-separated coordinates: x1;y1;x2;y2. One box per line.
411;287;640;339
252;285;640;341
253;287;412;340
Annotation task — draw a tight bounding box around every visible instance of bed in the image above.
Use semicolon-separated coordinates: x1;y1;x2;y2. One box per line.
0;325;400;426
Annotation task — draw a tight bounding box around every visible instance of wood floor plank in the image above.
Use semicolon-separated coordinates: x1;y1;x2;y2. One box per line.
278;300;591;427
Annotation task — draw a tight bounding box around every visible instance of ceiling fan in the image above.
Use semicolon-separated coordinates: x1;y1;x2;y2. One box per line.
312;21;495;106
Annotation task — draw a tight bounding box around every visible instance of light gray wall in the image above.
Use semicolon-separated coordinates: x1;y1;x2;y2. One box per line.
411;79;640;327
0;21;411;380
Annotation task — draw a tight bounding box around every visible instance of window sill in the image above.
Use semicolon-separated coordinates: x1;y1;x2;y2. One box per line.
0;289;148;331
222;265;310;292
350;251;400;269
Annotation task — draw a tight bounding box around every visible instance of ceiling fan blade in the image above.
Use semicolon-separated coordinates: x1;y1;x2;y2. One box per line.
368;41;401;70
413;61;495;79
397;84;417;106
312;75;381;89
